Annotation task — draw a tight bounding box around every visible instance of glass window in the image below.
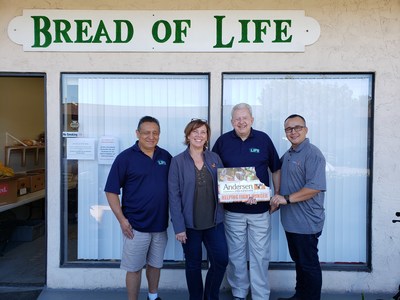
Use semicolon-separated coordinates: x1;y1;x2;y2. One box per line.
222;73;373;266
61;73;209;263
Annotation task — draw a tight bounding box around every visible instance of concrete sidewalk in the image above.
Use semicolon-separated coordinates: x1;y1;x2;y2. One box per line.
0;286;396;300
36;287;396;300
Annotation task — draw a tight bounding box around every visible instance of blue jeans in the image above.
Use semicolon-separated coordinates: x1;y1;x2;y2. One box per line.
182;223;229;300
285;231;322;300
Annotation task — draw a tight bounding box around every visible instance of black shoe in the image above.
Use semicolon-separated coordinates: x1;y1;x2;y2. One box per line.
277;296;299;300
147;297;161;300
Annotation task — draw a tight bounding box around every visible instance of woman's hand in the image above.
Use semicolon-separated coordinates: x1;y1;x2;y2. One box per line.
176;232;187;244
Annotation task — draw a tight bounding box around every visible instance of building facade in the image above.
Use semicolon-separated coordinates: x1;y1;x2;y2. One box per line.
0;0;399;295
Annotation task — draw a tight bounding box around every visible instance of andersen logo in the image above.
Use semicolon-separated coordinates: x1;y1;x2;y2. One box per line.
222;183;253;191
8;10;320;52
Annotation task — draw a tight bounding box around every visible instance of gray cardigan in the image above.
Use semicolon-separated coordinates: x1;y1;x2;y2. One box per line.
168;147;225;234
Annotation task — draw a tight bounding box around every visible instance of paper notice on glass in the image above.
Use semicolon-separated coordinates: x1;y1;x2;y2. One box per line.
98;136;119;165
218;167;270;203
66;138;95;160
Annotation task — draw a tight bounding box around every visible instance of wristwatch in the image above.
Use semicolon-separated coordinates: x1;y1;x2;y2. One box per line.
284;194;291;204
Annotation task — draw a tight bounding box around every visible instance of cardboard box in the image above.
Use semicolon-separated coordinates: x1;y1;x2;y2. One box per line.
29;173;45;192
16;176;30;196
0;177;17;206
11;219;45;242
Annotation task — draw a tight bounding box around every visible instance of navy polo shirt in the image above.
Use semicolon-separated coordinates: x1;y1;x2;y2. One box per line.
212;129;281;214
104;141;172;232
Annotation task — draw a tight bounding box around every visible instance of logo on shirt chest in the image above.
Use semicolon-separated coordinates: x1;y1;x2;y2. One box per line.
249;148;260;153
157;160;167;165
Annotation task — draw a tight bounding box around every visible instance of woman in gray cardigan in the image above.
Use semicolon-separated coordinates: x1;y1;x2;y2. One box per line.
168;118;228;300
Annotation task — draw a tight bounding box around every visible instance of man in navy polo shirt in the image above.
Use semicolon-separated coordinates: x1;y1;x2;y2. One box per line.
212;103;281;300
105;116;172;300
272;114;326;300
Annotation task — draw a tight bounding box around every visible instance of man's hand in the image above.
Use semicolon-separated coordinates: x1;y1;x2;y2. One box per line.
271;194;286;207
245;196;257;205
120;218;134;239
269;200;280;213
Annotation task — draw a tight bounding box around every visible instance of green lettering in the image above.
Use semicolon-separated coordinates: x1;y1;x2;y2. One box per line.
114;20;134;43
273;20;292;42
253;20;271;43
173;19;191;43
53;19;73;43
31;16;51;48
92;20;112;43
213;16;234;48
152;20;172;43
75;20;93;43
238;19;250;43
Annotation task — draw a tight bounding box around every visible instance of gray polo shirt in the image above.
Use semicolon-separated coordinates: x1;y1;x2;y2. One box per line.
280;138;326;234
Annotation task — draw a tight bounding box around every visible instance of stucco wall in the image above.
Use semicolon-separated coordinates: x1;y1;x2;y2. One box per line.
0;0;399;294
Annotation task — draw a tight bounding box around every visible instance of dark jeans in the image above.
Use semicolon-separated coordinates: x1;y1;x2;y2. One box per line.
285;231;322;300
182;223;229;300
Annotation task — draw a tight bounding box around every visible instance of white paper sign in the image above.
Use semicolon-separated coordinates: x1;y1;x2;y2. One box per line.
98;136;119;165
67;138;96;160
62;131;82;138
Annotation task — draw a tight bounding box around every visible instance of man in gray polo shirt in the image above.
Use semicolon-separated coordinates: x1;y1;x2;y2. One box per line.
271;114;326;300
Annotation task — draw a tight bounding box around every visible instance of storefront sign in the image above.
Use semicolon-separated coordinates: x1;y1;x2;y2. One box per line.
8;10;320;52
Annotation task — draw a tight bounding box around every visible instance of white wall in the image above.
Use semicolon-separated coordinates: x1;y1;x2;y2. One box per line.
0;0;399;294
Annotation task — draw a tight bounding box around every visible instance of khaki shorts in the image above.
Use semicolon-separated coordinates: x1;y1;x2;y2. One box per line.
120;230;167;272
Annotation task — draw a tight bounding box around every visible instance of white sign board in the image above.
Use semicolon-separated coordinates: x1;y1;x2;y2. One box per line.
8;10;320;52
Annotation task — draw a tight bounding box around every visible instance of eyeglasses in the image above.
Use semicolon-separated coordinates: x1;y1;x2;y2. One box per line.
191;118;208;123
284;125;305;133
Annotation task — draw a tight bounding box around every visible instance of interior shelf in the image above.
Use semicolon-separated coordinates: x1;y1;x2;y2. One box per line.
4;145;45;166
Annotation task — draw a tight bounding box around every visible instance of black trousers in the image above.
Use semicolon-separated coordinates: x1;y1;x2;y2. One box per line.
285;231;322;300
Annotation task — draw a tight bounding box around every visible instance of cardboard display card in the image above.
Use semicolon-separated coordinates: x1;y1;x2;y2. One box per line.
218;167;270;203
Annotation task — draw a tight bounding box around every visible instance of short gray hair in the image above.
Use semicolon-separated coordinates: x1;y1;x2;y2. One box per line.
231;103;253;118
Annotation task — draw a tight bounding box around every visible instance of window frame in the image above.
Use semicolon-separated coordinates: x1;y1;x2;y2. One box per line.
60;72;211;268
221;72;374;272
